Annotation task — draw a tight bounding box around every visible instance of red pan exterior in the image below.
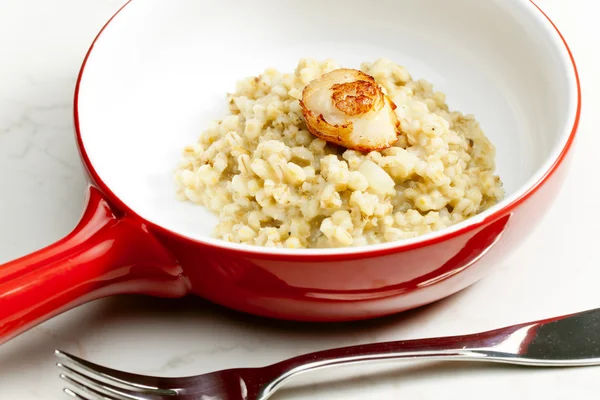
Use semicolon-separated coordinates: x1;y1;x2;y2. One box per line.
74;0;581;320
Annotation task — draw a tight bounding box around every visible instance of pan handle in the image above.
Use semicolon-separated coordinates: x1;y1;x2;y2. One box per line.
0;186;189;345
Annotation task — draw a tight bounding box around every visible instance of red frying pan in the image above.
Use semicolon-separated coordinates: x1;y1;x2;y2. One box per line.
0;0;580;344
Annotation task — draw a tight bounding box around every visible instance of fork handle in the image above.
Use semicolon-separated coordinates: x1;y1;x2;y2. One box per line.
260;323;530;397
0;187;188;344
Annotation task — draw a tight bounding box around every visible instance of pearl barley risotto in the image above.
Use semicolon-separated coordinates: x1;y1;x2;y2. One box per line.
175;59;504;248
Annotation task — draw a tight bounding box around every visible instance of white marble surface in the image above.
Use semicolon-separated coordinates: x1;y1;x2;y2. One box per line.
0;0;598;398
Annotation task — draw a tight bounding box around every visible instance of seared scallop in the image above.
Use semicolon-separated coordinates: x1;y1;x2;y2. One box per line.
300;68;401;152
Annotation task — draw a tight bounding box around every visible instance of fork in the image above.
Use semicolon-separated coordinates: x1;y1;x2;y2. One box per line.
56;307;600;399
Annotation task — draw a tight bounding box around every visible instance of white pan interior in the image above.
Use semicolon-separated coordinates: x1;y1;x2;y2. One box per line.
76;0;578;255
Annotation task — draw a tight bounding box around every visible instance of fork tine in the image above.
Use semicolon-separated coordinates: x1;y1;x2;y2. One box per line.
55;350;176;396
64;387;93;400
60;370;140;400
59;365;154;400
60;374;118;400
